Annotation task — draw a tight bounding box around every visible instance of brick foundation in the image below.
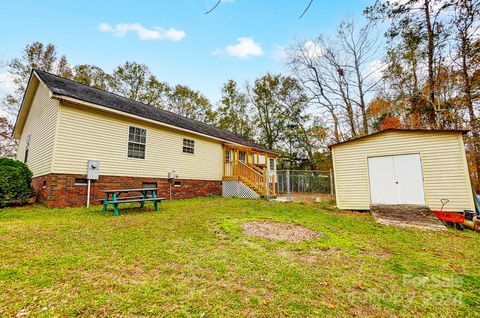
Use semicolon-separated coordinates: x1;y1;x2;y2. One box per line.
32;174;222;207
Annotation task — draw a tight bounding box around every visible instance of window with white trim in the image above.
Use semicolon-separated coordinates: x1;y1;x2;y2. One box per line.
225;149;232;162
24;135;31;164
269;158;275;171
127;126;146;159
183;138;195;154
239;151;246;163
258;154;266;165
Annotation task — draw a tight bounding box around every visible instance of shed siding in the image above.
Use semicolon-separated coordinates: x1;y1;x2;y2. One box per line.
332;131;474;212
16;83;59;177
52;102;224;180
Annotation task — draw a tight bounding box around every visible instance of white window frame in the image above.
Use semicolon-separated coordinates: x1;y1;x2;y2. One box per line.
239;151;246;163
24;134;31;164
225;149;232;162
182;138;195;155
269;157;276;171
126;125;147;160
258;154;266;165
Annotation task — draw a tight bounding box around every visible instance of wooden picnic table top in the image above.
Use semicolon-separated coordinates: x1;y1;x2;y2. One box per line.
101;188;160;193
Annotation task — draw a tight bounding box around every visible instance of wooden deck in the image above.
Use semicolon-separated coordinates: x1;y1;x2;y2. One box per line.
223;145;276;196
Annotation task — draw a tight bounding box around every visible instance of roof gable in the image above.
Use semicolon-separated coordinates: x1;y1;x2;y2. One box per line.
12;73;42;139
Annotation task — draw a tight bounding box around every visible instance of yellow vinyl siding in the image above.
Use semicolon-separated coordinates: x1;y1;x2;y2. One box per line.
16;82;59;177
52;102;223;180
332;131;474;212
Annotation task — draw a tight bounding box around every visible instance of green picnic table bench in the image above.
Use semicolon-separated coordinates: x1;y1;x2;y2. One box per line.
98;188;165;216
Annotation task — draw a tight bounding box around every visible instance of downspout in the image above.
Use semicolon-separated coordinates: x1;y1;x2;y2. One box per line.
87;179;91;208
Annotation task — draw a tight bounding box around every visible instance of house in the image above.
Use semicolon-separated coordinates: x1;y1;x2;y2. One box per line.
12;70;277;207
330;129;475;212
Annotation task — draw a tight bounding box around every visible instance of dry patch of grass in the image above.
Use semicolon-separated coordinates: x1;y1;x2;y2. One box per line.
241;221;322;242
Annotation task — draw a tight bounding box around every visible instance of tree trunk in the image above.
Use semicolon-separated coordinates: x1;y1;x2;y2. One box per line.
332;111;340;143
345;100;356;137
358;91;369;134
337;73;357;136
460;31;480;191
424;0;437;127
354;58;369;134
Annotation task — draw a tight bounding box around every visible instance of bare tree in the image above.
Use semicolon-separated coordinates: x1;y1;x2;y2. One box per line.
337;19;384;134
322;45;358;136
288;18;382;140
287;38;342;142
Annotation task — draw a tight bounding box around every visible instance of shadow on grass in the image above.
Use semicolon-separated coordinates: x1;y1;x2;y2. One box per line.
99;204;162;216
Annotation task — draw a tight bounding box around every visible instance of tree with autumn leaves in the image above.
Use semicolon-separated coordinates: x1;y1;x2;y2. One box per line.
365;0;480;190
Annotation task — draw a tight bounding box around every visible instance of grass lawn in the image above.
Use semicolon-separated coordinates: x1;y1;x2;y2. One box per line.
1;197;479;317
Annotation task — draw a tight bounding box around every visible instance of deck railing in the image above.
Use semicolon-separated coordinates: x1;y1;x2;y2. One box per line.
224;160;275;196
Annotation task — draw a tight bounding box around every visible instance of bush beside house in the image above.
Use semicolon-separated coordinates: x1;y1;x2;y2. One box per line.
0;158;33;207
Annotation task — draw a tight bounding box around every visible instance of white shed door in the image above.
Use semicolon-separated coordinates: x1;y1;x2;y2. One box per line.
368;154;425;205
368;156;397;204
393;154;425;204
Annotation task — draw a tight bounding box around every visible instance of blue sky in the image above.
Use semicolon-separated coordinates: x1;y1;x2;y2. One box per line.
0;0;374;103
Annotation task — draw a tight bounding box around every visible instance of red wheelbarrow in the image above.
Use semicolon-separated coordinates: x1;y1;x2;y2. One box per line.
432;199;465;230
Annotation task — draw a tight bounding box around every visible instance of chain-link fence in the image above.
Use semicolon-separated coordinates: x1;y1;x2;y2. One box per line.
272;170;335;202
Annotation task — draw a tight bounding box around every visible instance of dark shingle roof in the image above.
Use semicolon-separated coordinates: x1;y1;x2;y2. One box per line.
34;70;274;153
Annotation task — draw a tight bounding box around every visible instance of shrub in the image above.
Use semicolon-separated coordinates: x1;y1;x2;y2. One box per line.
0;158;33;207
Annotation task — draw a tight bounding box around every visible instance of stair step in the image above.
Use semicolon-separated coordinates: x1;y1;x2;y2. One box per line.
237;177;267;195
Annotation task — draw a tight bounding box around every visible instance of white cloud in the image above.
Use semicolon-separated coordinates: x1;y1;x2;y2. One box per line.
98;23;186;41
365;59;386;82
0;73;15;96
98;22;113;32
214;37;263;59
288;40;323;60
384;0;445;11
303;40;323;59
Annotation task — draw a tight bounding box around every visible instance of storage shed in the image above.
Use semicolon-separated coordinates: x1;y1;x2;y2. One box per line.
331;129;475;212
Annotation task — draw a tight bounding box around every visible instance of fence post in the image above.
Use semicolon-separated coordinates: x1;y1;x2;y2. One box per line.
286;169;291;201
329;168;334;196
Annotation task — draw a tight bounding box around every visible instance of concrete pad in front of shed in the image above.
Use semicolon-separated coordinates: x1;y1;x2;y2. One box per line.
371;205;447;231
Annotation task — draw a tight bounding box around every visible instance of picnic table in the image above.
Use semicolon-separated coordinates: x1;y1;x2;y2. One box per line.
99;188;165;216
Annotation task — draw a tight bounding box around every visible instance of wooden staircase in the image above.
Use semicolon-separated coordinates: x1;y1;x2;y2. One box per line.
223;160;275;196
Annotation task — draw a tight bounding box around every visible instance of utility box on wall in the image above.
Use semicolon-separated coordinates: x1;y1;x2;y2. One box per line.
168;171;178;180
87;160;100;180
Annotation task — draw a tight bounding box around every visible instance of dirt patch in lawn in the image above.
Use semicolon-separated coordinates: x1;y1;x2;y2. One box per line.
241;221;322;242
